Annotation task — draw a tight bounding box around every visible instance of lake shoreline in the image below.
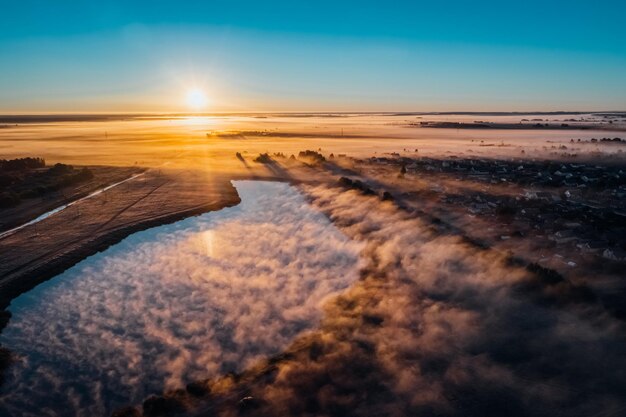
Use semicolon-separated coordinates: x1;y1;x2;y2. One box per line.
0;184;241;390
0;169;248;389
0;180;365;416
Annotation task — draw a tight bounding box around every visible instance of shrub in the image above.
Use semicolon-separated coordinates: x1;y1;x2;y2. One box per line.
48;163;73;176
253;153;273;163
0;191;21;208
0;174;17;188
142;395;184;416
297;150;326;164
0;157;45;171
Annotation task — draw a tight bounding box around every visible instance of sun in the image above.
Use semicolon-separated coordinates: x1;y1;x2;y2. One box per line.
185;89;208;111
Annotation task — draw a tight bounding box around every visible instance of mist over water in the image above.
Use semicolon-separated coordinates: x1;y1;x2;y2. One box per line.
0;181;364;417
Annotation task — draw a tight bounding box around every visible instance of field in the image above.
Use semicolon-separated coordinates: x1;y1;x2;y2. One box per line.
1;113;625;417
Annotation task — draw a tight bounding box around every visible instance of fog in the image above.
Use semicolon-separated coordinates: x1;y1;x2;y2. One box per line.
1;112;625;416
1;114;621;171
180;184;626;417
0;181;364;417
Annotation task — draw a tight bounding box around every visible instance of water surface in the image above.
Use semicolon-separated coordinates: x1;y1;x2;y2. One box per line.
0;180;363;417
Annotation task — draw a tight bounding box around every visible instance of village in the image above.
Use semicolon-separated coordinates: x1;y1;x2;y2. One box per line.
360;153;626;270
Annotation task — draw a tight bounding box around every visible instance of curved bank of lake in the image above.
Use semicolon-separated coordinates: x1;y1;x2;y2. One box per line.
0;180;363;417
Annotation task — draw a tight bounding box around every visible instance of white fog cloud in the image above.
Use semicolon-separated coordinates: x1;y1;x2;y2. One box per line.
0;181;364;417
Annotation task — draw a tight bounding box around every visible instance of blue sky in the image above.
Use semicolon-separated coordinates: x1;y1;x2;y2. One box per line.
1;0;625;112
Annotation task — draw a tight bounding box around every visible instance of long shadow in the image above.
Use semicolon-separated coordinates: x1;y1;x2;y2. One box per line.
112;168;626;417
236;155;262;180
326;166;620;322
236;154;294;182
263;159;292;180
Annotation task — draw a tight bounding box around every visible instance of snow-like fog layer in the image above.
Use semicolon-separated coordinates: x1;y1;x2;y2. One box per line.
0;181;364;417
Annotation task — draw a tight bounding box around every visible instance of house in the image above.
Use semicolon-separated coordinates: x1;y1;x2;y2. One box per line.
469;203;490;214
550;229;578;244
536;191;559;202
603;248;626;262
576;240;607;253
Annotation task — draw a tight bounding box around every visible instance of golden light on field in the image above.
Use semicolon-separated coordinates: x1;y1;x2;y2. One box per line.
185;89;208;111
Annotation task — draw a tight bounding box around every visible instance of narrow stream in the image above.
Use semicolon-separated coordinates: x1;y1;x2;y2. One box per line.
0;180;363;417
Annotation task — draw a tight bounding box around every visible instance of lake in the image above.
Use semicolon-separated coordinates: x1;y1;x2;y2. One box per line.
0;180;363;417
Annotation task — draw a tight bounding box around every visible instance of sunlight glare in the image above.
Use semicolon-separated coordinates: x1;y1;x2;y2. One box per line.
185;89;208;111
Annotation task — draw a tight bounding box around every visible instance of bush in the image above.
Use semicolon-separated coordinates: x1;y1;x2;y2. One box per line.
526;263;564;285
186;380;210;397
0;191;21;208
0;157;45;172
0;161;94;207
338;177;353;187
496;203;517;217
298;150;326;164
254;153;273;163
48;163;73;176
110;406;140;417
142;395;184;417
59;167;94;187
0;174;17;188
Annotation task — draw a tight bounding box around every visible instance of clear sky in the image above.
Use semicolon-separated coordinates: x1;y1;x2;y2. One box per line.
1;0;625;112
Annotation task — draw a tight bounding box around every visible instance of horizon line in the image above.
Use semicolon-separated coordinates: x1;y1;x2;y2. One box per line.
1;110;625;118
